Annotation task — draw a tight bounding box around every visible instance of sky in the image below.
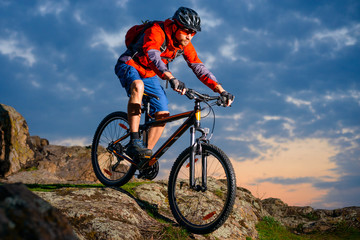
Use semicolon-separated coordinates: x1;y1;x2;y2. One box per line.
1;0;359;209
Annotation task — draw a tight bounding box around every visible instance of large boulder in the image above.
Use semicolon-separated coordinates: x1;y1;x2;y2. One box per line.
261;197;360;233
0;183;78;240
0;103;97;184
133;181;266;239
4;145;98;184
35;185;164;240
35;182;266;240
0;104;34;177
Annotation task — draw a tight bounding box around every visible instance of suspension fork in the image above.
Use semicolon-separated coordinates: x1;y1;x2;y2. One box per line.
190;126;196;188
189;101;208;191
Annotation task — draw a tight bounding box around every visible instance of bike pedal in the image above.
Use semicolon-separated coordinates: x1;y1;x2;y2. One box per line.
137;158;151;169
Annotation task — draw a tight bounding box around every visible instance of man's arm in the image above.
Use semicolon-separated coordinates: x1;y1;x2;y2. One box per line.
142;24;171;80
184;43;234;106
183;42;219;91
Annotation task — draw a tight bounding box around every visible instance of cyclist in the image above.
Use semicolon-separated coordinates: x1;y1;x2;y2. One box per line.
115;7;234;168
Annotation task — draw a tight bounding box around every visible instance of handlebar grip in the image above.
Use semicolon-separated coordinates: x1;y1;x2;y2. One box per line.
216;98;224;106
185;88;194;99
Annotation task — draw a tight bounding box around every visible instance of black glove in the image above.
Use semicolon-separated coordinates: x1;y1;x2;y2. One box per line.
220;91;235;106
169;78;186;91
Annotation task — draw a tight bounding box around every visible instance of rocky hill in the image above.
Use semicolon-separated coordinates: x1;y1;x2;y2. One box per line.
1;103;360;239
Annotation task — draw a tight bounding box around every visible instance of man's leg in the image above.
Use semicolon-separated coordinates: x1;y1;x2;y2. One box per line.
147;111;170;150
128;80;144;133
126;80;152;158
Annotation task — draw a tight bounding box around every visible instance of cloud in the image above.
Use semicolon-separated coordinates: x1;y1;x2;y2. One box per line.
324;90;360;106
0;32;36;66
285;96;317;116
191;7;222;30
115;0;129;8
168;103;188;113
52;137;90;146
261;116;296;137
289;23;360;58
74;10;86;25
48;71;96;100
91;28;128;58
219;35;238;61
292;12;321;25
36;0;69;17
0;1;12;7
217;113;244;120
256;176;315;185
310;24;360;50
197;52;216;69
31;80;41;88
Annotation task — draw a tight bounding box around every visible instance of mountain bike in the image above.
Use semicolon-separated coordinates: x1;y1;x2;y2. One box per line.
91;88;236;234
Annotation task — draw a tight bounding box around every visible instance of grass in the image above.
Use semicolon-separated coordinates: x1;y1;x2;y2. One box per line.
21;166;39;172
255;216;360;240
156;226;190;240
24;181;152;193
119;181;153;195
25;183;104;192
256;216;304;240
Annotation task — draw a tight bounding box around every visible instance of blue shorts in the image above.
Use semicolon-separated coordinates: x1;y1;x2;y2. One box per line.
115;63;169;116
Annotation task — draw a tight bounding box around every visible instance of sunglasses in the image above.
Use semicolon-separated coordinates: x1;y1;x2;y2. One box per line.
178;28;196;36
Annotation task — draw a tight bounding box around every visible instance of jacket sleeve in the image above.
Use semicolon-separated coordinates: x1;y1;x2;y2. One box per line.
142;24;170;79
183;43;219;91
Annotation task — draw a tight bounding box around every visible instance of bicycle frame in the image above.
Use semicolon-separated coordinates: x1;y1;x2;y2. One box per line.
145;98;208;189
113;96;208;189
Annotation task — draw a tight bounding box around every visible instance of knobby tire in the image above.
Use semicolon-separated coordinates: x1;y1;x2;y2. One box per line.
91;111;136;186
168;143;236;234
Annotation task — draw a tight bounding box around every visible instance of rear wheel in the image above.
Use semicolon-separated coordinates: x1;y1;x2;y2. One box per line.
168;143;236;234
91;111;136;186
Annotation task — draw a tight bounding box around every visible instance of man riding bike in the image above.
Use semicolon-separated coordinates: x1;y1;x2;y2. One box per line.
114;7;234;168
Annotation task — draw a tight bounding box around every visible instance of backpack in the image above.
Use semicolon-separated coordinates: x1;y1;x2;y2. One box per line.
125;20;167;53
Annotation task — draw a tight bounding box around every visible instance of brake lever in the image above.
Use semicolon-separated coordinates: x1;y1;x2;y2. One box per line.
216;98;224;106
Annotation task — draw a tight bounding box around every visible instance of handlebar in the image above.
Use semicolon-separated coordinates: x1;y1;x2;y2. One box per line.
185;88;225;106
145;88;228;107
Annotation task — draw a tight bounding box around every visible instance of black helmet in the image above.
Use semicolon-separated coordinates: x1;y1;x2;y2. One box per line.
173;7;201;32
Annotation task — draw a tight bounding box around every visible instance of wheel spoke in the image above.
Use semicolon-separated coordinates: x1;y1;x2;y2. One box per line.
168;144;236;233
91;112;136;186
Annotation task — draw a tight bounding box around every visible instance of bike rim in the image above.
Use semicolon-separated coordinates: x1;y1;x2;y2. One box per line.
94;115;133;183
171;148;232;228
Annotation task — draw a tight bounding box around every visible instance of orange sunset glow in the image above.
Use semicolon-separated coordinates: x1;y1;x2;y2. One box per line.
231;138;340;207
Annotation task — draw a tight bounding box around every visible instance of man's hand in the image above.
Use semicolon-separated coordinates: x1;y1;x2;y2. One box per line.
169;78;186;95
220;91;235;107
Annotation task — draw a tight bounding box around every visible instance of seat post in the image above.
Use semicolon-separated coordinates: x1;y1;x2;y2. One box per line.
142;96;151;147
143;97;151;123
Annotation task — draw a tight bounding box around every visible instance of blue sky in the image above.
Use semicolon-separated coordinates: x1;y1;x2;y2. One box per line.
1;0;359;209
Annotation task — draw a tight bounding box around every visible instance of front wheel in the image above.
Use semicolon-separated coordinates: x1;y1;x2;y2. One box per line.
91;111;136;186
168;143;236;234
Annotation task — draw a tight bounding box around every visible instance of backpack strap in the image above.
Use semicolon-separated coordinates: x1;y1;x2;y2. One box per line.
128;21;167;56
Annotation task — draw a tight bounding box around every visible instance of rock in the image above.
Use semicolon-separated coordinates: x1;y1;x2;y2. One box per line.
40;145;97;183
0;103;96;183
0;104;34;177
35;185;164;240
0;183;78;240
28;135;49;149
4;145;98;184
261;197;360;234
133;181;264;240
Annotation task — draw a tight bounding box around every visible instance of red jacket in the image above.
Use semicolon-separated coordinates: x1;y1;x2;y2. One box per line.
118;19;219;91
